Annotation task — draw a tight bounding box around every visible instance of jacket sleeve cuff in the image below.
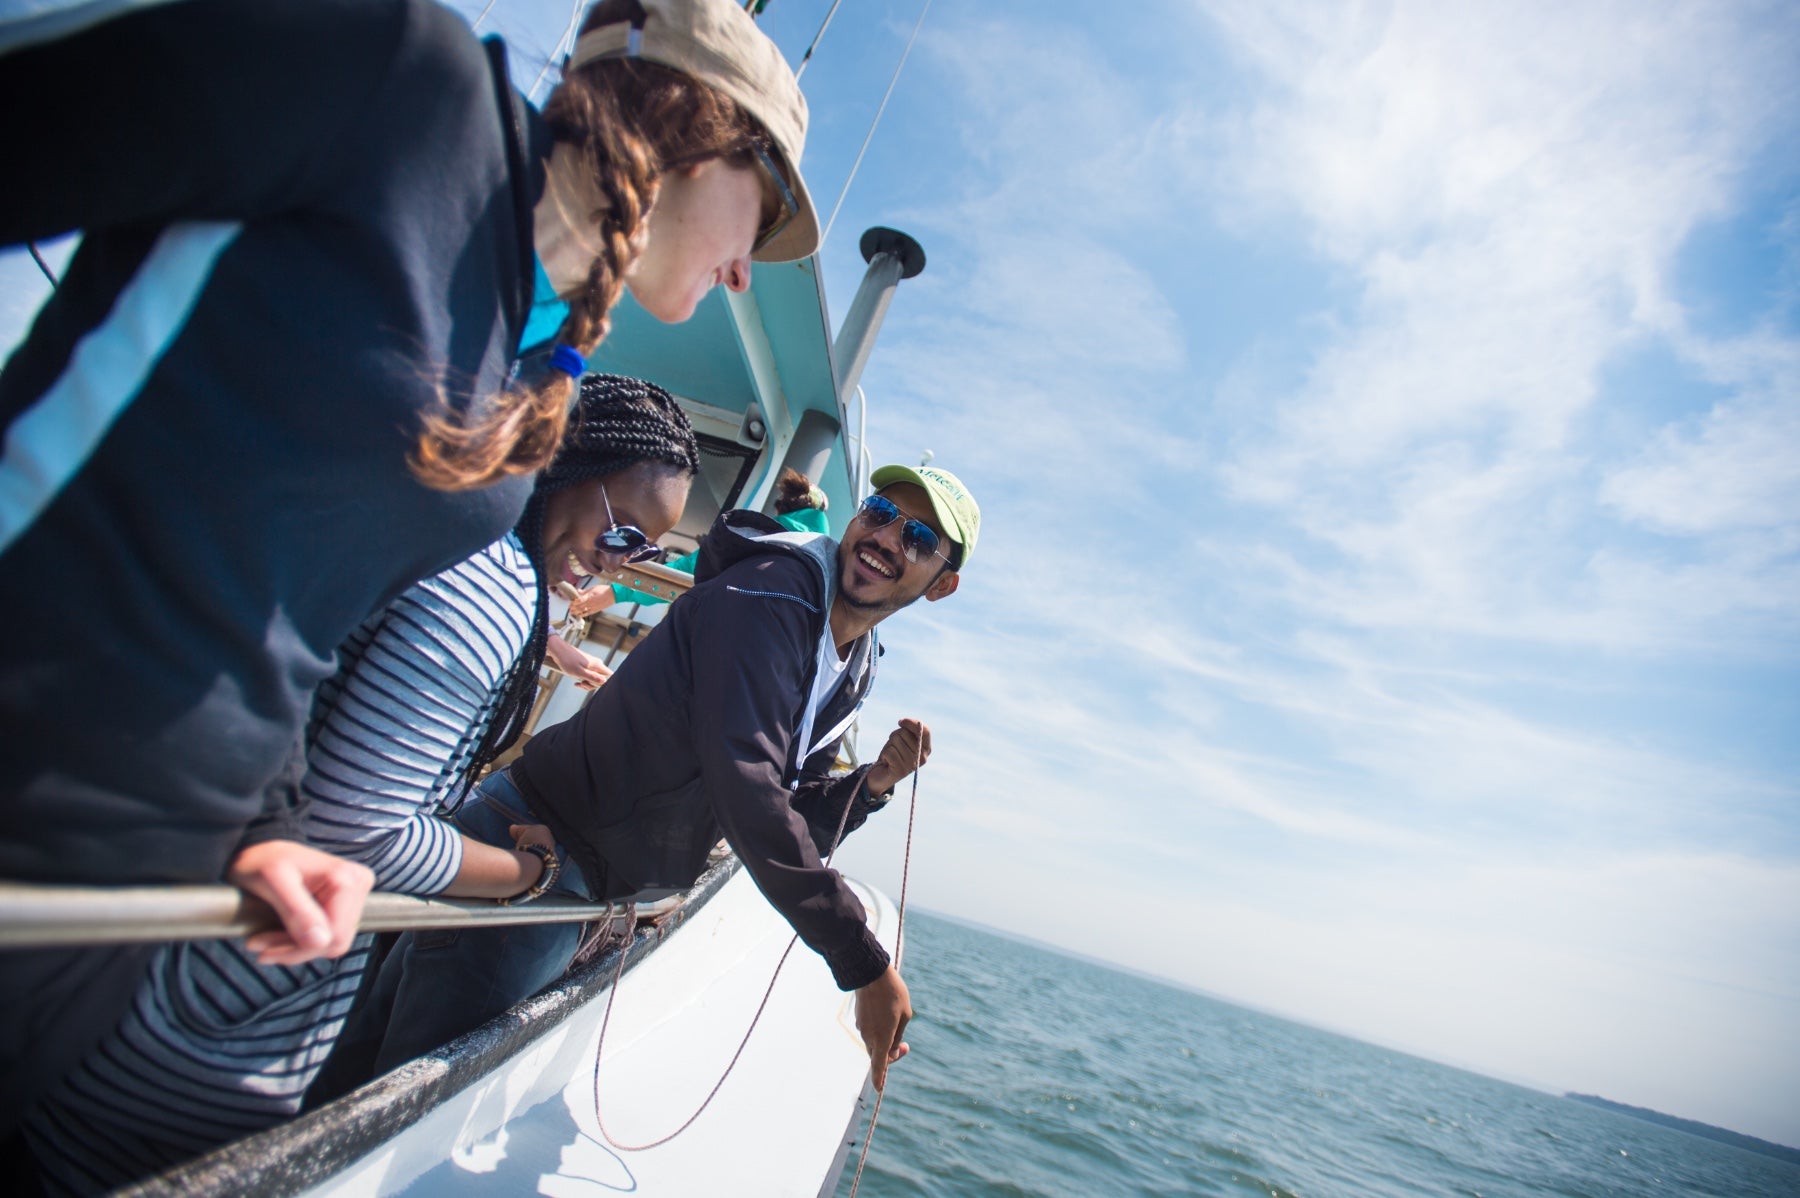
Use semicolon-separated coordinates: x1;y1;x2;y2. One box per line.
854;767;893;816
236;810;303;851
236;741;309;853
824;925;891;991
828;764;890;845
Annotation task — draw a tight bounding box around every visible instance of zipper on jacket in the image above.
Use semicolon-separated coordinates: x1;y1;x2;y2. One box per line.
724;584;820;614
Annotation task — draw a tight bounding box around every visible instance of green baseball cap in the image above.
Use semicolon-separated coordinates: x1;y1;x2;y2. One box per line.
868;464;980;569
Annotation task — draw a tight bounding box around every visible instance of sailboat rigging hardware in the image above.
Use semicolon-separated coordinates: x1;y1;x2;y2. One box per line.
822;0;933;245
591;739;924;1181
531;0;590;101
793;0;845;79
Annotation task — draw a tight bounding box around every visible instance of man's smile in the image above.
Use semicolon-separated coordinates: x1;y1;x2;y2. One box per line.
854;544;900;580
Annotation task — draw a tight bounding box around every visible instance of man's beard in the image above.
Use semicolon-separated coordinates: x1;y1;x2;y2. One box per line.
836;553;926;616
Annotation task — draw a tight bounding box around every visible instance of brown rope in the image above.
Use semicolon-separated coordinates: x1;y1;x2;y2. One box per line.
590;743;922;1154
845;746;921;1197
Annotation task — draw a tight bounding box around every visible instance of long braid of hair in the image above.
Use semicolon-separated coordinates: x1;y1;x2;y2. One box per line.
410;82;656;491
449;374;698;805
410;1;775;493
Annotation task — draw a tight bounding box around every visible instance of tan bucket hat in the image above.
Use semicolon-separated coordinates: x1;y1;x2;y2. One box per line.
565;0;820;262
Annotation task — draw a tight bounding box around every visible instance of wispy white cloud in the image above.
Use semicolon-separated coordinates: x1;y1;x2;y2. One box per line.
1190;0;1800;651
1601;338;1800;537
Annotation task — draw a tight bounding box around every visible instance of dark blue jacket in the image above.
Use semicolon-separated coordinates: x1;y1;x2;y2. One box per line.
516;511;893;991
0;0;544;886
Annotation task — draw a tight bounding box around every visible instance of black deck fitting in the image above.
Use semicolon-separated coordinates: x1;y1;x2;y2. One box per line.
859;227;926;279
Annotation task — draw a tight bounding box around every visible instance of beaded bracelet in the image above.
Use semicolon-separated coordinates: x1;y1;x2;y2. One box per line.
499;842;560;906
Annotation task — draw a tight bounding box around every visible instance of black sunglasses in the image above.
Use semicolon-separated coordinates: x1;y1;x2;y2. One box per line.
595;484;661;565
856;494;953;567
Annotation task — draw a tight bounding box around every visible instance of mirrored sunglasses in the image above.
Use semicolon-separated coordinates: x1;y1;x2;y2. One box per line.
595;526;660;564
596;484;662;565
857;494;953;567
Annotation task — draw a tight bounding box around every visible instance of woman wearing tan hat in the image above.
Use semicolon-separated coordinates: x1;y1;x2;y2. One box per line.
0;0;819;1144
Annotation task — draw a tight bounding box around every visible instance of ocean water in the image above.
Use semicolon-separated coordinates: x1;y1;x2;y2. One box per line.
834;913;1799;1198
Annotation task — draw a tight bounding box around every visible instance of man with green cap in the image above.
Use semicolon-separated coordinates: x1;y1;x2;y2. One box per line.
342;464;979;1094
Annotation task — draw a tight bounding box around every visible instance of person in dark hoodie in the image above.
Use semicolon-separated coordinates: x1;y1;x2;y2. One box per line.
327;464;979;1095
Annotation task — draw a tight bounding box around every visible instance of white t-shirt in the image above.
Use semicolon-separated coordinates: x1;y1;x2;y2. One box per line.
794;624;853;772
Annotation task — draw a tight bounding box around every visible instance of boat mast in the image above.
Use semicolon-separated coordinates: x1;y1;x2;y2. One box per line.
834;226;925;409
764;227;927;504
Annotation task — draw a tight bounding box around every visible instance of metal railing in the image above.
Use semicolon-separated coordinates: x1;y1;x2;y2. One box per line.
0;539;826;954
0;883;678;950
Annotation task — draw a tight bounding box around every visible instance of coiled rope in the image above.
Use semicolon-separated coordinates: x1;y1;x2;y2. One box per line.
589;740;924;1192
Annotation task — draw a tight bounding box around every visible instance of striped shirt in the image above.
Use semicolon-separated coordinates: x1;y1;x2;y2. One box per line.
304;532;537;894
27;535;537;1193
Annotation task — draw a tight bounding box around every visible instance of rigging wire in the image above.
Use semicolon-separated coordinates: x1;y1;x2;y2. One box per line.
821;0;933;248
793;0;846;80
853;384;872;499
529;0;588;104
27;242;59;289
469;0;500;33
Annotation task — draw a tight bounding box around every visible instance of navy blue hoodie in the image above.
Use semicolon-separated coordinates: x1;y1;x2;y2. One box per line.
515;511;894;991
0;0;544;887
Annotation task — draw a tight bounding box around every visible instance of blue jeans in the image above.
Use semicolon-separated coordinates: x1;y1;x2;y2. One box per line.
313;770;597;1091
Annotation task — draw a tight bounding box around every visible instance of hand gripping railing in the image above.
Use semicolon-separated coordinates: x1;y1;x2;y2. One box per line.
0;884;673;950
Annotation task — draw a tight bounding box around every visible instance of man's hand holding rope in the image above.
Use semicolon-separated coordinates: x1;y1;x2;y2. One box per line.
864;717;931;798
852;718;928;1092
855;965;912;1091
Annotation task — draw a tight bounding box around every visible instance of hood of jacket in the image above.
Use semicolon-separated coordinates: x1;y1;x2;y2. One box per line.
693;508;838;598
694;509;877;744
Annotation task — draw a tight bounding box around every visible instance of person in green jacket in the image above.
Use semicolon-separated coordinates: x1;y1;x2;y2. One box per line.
572;466;828;614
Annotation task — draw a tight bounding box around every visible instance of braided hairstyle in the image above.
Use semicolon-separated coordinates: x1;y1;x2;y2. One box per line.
411;0;780;491
454;373;699;801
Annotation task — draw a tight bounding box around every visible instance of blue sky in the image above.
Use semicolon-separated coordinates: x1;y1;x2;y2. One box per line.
5;0;1797;1149
767;0;1800;1147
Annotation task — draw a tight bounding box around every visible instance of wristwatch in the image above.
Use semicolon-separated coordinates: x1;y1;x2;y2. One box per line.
499;842;560;906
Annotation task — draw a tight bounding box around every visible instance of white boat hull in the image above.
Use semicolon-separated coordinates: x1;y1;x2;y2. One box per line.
297;867;896;1198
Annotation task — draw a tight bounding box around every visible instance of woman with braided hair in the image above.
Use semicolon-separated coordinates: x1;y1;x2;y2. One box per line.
22;375;701;1192
0;0;820;1136
583;464;831;613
